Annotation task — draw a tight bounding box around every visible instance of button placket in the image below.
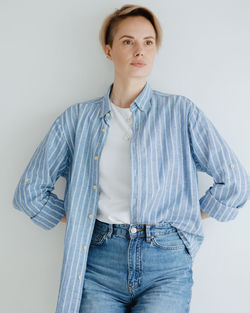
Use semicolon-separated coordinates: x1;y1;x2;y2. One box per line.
123;134;132;141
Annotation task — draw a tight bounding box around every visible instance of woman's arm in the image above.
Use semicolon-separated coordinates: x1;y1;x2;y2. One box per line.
188;100;250;222
13;114;70;230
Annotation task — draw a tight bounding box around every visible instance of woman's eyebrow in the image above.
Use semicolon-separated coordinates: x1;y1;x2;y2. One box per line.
119;35;155;40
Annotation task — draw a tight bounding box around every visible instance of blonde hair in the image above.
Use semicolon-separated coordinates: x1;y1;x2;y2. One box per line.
99;4;163;53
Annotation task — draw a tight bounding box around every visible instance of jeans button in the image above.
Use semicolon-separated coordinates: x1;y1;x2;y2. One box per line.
130;227;137;234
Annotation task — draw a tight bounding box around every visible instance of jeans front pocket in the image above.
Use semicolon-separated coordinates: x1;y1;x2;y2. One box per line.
151;229;186;250
90;228;107;247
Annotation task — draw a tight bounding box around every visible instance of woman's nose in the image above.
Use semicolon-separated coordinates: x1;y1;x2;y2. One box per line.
134;47;144;56
135;50;143;56
134;43;144;56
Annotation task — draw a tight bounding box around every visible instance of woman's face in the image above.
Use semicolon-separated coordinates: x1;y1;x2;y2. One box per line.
105;16;157;81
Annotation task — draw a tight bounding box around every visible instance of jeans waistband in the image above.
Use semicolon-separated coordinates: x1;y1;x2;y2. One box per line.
94;218;177;243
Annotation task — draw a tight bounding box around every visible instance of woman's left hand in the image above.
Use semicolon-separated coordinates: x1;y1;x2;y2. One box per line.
201;210;210;220
61;215;67;223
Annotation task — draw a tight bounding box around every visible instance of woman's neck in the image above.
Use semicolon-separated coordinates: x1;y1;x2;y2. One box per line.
109;78;146;108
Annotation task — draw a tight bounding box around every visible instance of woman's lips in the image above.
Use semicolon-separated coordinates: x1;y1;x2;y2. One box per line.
131;63;146;68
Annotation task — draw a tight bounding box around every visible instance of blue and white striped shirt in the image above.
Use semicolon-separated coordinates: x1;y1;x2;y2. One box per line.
13;81;250;313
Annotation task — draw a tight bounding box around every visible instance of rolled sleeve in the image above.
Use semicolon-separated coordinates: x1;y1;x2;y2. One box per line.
13;115;70;230
188;100;250;222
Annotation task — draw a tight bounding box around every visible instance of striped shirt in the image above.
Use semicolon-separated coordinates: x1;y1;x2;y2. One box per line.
12;81;250;313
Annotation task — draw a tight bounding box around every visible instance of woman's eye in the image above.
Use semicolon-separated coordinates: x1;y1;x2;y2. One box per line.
122;39;154;46
123;40;132;45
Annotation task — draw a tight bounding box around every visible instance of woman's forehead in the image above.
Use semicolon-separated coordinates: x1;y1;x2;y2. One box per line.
115;17;156;37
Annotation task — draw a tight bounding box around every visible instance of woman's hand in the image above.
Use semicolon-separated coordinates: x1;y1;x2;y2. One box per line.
61;215;67;223
200;210;210;220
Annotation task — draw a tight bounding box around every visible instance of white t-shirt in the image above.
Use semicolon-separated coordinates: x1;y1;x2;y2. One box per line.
96;100;133;224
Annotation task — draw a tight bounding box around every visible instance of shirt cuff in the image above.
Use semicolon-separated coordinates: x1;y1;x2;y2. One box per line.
199;190;239;222
30;195;65;230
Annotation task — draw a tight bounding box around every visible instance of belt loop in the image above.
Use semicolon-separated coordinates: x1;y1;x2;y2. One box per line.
146;225;151;242
107;223;113;238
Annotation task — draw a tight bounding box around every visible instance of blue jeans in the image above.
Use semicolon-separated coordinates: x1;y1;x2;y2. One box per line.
79;219;194;313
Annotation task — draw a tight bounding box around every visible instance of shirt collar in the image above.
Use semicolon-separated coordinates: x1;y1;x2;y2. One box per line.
100;81;153;118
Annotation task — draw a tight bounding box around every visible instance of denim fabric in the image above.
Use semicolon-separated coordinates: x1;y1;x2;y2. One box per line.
79;218;193;313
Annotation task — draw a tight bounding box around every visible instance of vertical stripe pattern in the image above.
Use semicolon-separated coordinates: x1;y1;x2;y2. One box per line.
12;81;250;313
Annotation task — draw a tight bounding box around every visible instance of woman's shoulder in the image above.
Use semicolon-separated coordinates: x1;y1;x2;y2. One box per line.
152;89;197;112
59;95;104;120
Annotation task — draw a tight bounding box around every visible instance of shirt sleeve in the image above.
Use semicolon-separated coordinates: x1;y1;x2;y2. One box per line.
12;114;70;230
188;100;250;222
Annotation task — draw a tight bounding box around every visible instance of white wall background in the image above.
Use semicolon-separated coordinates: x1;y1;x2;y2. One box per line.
1;0;250;312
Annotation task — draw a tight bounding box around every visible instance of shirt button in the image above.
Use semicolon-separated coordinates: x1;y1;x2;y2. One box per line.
130;227;137;234
141;105;144;110
230;163;235;169
78;275;82;280
123;134;131;141
93;185;97;189
101;128;106;132
89;214;94;219
83;246;87;250
25;178;29;182
100;113;104;117
106;113;110;117
94;156;98;160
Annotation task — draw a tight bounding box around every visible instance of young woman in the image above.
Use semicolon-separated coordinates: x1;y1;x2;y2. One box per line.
13;4;250;313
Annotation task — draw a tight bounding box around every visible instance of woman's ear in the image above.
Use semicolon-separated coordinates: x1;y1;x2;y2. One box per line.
105;44;112;59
